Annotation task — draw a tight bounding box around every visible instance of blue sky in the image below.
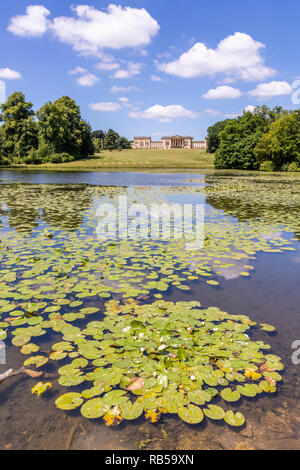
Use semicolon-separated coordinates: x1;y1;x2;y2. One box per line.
0;0;300;139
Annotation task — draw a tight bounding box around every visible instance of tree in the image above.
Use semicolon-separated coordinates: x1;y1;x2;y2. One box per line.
254;111;300;169
36;96;94;158
0;92;38;163
92;130;105;140
206;119;229;153
116;136;131;150
103;129;119;151
214;106;284;170
92;130;105;152
80;120;95;157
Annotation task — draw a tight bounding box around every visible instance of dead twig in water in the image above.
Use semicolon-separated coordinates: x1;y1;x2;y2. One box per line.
65;424;78;450
0;367;54;384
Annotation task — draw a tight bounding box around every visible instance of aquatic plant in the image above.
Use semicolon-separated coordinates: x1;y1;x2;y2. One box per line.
52;300;283;426
0;181;294;428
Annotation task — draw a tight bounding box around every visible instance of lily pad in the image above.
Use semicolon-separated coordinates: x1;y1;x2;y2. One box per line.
178;404;204;424
81;398;110;419
224;410;245;427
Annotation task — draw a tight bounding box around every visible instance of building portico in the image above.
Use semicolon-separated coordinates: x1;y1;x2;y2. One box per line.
132;135;206;149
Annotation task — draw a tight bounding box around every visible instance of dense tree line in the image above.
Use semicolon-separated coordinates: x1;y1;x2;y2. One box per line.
0;92;132;166
207;106;300;171
0;92;94;165
92;128;131;152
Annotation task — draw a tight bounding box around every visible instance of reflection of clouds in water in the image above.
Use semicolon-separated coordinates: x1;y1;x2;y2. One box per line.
261;231;283;240
0;203;9;212
189;256;251;280
293;256;300;264
211;259;249;280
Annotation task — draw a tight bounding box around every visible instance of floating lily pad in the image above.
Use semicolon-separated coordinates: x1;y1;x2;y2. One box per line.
178;404;204;424
23;355;48;368
80;398;110;419
120;401;144;420
221;388;241;402
203;405;226;420
224;410;245;427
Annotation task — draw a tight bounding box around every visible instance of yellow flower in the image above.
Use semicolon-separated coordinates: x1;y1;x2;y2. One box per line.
31;382;52;397
244;369;262;380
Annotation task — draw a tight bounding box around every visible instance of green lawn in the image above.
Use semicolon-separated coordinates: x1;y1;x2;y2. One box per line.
24;149;215;170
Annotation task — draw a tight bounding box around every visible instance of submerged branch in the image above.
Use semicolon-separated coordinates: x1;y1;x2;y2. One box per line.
0;367;53;384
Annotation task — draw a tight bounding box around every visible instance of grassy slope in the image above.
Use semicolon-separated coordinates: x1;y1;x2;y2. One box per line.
23;149;215;170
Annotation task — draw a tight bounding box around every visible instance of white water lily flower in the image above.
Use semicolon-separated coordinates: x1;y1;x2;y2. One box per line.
158;344;167;351
140;347;145;352
190;375;196;381
111;406;120;416
122;326;131;332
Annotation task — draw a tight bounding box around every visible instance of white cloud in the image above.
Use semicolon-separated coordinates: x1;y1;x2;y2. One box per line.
118;96;133;108
110;85;141;93
224;112;240;118
151;74;164;82
7;5;50;37
77;73;99;87
248;81;293;99
129;104;199;123
95;62;120;71
0;68;21;80
202;85;242;100
204;108;222;116
68;66;88;75
0;81;6;103
221;77;237;85
90;102;121;112
244;105;256;113
112;62;142;79
158;32;275;81
51;4;159;55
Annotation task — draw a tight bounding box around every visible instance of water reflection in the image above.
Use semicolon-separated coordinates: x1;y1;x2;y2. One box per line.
0;171;300;450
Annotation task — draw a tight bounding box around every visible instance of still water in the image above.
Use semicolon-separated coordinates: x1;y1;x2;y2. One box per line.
0;170;300;450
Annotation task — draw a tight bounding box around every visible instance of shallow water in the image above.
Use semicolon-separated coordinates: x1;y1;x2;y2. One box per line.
0;170;300;450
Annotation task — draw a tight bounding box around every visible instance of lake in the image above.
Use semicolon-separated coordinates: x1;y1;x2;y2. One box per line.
0;169;300;450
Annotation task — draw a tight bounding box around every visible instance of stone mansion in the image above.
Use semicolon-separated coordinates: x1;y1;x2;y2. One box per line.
132;135;207;149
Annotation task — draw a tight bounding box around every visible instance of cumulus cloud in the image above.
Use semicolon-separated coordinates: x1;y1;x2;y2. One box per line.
0;68;21;80
244;105;256;113
112;62;142;79
150;74;164;82
77;73;99;87
248;81;293;99
68;66;88;75
51;4;159;55
95;62;120;71
158;32;275;81
204;108;222;116
89;102;122;112
202;85;242;100
0;81;5;103
7;5;50;37
129;104;199;123
110;85;141;93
